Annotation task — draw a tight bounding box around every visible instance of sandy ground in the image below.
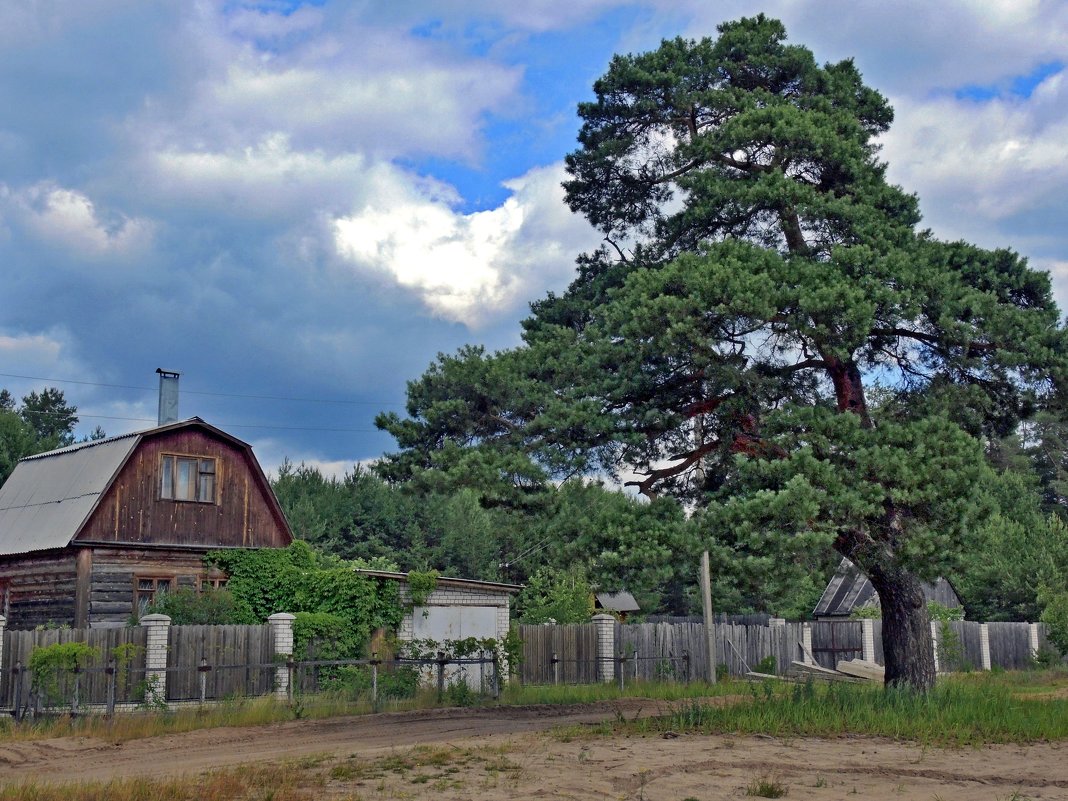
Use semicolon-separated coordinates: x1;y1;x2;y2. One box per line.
1;699;1066;800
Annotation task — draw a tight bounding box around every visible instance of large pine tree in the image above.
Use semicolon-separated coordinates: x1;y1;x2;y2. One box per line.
379;16;1066;691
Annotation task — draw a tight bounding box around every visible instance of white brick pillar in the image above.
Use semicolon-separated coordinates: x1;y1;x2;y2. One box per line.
592;614;616;683
1028;622;1041;661
861;618;876;663
979;623;992;670
268;613;296;701
141;613;171;706
930;620;941;674
801;622;814;665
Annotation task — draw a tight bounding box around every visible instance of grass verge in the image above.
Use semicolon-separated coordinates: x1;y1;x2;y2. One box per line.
592;671;1068;746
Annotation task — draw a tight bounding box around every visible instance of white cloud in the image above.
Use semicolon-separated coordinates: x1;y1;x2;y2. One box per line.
6;184;154;258
333;163;599;326
881;69;1068;249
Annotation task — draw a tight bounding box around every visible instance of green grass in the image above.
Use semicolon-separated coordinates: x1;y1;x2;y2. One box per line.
500;678;733;705
611;672;1068;745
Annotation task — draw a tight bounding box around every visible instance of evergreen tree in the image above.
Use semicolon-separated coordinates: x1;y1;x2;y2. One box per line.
379;17;1066;691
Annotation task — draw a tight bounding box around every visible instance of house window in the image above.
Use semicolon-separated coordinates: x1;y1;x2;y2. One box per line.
200;576;228;592
160;455;216;502
136;576;174;616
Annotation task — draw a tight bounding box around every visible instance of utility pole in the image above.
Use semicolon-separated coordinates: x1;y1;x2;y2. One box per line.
700;550;716;683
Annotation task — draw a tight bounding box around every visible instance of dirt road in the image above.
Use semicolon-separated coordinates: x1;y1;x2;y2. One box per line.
2;700;1066;800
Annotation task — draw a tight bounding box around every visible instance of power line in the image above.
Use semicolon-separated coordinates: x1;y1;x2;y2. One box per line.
7;409;382;434
0;372;405;406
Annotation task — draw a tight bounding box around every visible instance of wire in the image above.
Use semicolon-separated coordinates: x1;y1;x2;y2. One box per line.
6;410;381;434
0;372;405;406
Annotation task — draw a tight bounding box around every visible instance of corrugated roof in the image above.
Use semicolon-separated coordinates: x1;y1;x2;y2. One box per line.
0;435;139;556
596;591;640;612
813;557;960;617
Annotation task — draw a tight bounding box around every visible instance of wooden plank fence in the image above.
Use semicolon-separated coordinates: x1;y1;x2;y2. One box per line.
0;626;148;710
518;619;1052;684
166;624;275;701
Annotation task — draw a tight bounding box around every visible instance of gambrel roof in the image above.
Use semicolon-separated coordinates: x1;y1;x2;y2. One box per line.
0;417;290;556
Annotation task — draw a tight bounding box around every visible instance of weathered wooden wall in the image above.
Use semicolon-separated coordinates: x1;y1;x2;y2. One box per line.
76;427;289;549
85;547;226;627
0;551;77;630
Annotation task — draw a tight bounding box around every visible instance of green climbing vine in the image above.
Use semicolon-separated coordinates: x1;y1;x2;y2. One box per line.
406;570;439;609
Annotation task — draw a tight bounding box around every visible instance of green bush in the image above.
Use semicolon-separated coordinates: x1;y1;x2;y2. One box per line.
144;587;238;625
206;541;403;654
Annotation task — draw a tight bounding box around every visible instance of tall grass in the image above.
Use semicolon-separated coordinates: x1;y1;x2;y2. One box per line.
628;675;1068;745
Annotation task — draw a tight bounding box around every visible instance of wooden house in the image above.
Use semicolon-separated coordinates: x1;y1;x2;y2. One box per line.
813;557;963;620
0;418;292;629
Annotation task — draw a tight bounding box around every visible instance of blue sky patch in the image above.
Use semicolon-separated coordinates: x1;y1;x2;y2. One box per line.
954;60;1063;101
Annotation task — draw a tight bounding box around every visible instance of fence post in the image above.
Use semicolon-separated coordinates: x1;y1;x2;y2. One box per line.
801;623;814;666
1028;623;1041;661
551;651;560;685
592;614;615;684
930;620;941;674
370;651;379;709
71;666;80;715
141;613;171;707
979;623;992;671
198;658;209;704
682;650;690;683
267;613;295;702
0;615;5;688
618;651;625;692
13;662;23;722
862;618;876;663
436;651;446;700
105;658;116;717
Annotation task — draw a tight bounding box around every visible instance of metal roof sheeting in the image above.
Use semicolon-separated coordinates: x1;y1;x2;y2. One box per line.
596;590;640;613
813;557;962;618
0;436;139;556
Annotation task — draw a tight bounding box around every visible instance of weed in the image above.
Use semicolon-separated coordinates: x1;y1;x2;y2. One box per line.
746;775;788;798
814;776;827;787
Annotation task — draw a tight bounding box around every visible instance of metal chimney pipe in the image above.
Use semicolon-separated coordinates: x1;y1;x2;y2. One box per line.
156;368;180;425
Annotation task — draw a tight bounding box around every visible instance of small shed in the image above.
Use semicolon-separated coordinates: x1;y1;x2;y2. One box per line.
813;557;963;620
595;590;640;621
355;570;519;647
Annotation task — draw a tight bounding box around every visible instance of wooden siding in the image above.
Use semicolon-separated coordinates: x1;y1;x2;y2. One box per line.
76;427;289;550
87;547;227;627
0;551;78;629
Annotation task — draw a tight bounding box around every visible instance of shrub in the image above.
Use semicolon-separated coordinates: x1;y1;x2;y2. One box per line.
144;587;238;625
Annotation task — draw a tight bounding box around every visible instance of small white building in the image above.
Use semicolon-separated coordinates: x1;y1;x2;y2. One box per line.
355;569;519;685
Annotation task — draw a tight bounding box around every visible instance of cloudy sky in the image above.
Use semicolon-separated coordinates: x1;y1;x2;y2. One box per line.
1;1;1066;476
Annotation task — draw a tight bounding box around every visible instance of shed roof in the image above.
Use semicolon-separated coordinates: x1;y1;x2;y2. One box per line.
354;569;522;594
813;557;961;618
595;591;640;613
0;417;277;557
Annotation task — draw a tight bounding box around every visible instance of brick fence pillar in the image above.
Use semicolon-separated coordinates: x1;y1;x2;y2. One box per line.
861;618;876;663
979;623;992;670
268;613;296;701
140;613;171;706
592;614;615;683
801;622;814;665
1028;622;1041;661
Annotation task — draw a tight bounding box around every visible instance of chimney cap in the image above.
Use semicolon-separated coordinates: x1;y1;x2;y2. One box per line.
156;368;180;378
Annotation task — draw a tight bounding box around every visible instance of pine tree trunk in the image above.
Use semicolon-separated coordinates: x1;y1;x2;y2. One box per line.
865;562;936;692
